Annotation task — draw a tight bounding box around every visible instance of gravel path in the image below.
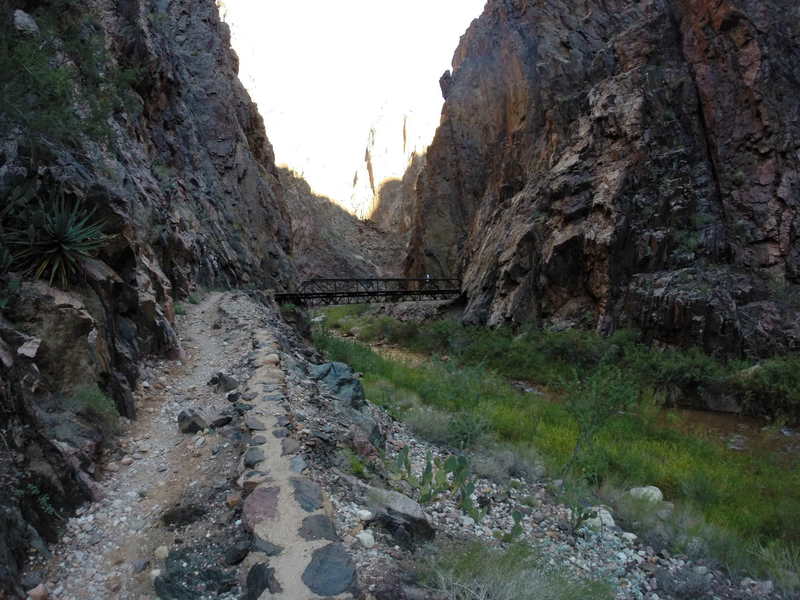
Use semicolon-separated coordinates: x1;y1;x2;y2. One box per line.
25;292;254;599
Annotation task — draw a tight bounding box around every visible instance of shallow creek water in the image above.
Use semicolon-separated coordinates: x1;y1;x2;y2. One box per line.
665;407;799;460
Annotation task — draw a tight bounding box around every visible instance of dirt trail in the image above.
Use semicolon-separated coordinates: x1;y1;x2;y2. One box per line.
25;292;355;599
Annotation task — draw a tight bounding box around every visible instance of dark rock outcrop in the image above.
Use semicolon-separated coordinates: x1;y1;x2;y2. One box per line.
405;0;800;358
0;323;103;598
2;0;295;417
0;0;297;595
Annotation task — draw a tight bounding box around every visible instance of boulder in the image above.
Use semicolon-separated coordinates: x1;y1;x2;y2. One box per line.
208;372;239;393
244;563;281;599
356;530;375;548
628;486;664;503
584;507;615;531
348;479;434;546
299;514;340;542
13;10;39;35
177;409;207;434
309;362;365;408
302;543;356;596
242;486;280;532
161;504;207;527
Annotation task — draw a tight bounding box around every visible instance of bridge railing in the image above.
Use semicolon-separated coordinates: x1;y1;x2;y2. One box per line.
275;278;461;307
298;278;460;294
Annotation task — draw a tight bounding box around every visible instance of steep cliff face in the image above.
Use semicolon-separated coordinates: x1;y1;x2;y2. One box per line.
1;0;294;415
406;0;800;357
350;107;429;234
282;169;404;281
0;1;294;594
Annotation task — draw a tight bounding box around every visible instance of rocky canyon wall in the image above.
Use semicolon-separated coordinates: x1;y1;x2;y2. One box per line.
2;0;295;416
0;0;294;594
405;0;800;358
350;108;429;234
281;168;404;281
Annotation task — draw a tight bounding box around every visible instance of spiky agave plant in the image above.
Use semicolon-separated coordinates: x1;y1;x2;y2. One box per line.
6;197;108;289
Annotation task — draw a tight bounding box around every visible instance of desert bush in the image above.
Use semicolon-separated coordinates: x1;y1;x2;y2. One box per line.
471;443;544;483
405;406;454;445
0;3;140;150
419;542;613;600
561;365;637;482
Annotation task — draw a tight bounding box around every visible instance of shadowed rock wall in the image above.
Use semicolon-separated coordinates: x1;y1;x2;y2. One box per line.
1;0;295;416
405;0;800;357
0;0;295;594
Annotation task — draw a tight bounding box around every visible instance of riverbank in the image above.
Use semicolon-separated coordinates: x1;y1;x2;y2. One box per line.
312;305;800;591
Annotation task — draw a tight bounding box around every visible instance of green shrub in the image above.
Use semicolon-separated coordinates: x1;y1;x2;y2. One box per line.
732;357;800;417
751;541;800;591
339;448;368;479
14;483;59;519
447;411;490;449
314;320;800;579
405;406;453;445
471;442;543;483
63;387;120;443
0;4;140;150
561;365;638;481
419;542;613;600
66;384;119;436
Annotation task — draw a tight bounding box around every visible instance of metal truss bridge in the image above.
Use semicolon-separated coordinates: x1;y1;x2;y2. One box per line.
274;278;461;307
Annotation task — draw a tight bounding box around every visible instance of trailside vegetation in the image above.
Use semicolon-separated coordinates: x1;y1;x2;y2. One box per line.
313;307;800;589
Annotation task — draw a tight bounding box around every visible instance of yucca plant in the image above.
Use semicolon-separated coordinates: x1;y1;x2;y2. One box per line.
5;197;108;289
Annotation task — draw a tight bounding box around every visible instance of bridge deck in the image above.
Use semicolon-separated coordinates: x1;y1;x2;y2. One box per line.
274;278;461;307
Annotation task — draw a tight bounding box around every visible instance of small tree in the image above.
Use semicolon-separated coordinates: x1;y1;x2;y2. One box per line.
561;364;637;482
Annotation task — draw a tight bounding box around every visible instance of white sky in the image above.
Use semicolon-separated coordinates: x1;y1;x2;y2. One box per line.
222;0;485;203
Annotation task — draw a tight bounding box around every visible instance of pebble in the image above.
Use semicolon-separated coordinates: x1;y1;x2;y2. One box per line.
355;530;375;549
26;584;48;600
154;546;169;560
356;509;374;522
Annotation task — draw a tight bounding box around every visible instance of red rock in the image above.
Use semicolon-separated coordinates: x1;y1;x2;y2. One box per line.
242;486;280;532
404;0;800;360
26;583;48;600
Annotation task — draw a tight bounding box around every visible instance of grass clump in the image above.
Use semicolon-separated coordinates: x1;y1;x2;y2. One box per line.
66;384;119;436
313;322;800;587
317;306;800;419
339;447;368;479
419;542;613;600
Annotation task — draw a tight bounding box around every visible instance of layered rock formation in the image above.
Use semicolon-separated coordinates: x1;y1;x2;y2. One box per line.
0;1;294;594
405;0;800;357
1;0;295;411
282;169;404;281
